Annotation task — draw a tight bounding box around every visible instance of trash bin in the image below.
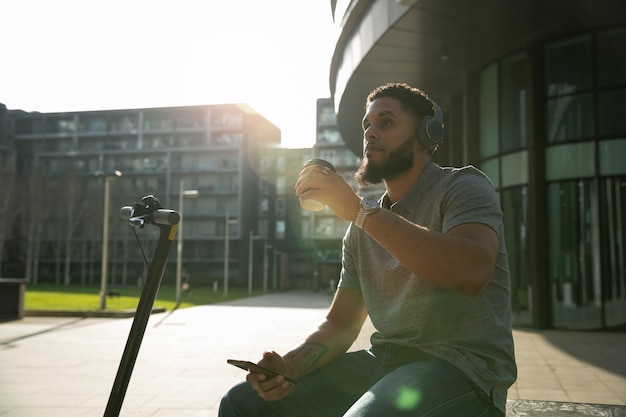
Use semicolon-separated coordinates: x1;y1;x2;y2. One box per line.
0;278;27;321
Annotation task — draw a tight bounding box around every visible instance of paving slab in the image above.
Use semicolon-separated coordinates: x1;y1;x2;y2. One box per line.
1;291;625;416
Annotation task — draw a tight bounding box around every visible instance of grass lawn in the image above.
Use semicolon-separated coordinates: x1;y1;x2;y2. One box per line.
24;284;262;312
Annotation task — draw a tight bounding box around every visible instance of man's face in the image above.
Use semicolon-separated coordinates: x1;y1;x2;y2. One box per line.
355;97;418;186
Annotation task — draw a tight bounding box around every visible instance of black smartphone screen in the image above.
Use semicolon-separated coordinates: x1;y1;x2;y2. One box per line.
227;359;295;384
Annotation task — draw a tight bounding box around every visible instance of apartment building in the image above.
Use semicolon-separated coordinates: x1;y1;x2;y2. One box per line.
6;104;281;290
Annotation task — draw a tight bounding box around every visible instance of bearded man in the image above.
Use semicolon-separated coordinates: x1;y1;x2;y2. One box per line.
219;82;516;417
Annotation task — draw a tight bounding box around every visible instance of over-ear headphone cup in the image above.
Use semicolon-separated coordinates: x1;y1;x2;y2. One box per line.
417;116;444;150
417;99;445;150
426;119;444;144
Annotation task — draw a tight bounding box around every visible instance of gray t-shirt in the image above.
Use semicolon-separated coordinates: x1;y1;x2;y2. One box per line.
339;162;517;413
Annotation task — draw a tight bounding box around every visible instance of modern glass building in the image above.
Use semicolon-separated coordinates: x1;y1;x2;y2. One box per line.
329;0;626;330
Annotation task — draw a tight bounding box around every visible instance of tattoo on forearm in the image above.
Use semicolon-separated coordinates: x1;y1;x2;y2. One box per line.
285;342;329;375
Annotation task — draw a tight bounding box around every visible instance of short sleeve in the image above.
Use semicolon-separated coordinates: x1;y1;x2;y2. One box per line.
338;225;361;289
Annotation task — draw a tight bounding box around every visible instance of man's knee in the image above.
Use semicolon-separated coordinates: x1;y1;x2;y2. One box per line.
219;382;258;417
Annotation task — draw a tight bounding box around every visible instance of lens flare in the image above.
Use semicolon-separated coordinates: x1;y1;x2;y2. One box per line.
395;387;421;410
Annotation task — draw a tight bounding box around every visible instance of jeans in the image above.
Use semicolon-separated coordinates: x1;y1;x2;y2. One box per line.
218;345;502;417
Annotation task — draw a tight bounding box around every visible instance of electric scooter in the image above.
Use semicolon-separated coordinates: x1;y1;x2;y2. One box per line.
103;195;180;417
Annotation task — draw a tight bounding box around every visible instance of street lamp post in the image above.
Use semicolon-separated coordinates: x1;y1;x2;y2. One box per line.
273;251;282;291
175;179;199;306
223;213;238;298
99;170;122;310
263;242;272;293
248;230;261;295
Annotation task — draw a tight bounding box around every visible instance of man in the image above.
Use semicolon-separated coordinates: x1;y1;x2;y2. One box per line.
219;83;516;416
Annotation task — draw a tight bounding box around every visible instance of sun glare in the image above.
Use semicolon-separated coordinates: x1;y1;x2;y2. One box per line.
1;0;336;148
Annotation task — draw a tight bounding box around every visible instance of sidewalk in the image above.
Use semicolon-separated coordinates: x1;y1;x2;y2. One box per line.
1;291;625;417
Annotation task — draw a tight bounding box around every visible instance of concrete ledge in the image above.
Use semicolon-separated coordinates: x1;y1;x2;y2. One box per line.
0;280;26;320
507;399;626;416
24;306;166;318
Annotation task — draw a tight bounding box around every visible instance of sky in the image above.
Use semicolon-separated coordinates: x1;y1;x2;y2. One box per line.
0;0;338;148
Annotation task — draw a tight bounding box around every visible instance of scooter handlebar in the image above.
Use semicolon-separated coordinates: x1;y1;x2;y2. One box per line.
119;207;180;226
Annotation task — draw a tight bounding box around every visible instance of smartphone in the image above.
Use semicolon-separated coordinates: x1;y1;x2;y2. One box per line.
227;359;295;384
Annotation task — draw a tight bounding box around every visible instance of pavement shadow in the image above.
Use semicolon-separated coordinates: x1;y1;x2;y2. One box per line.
514;327;626;378
0;317;86;348
217;291;334;309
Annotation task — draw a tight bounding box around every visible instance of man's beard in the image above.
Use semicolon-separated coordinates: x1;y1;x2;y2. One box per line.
354;136;415;187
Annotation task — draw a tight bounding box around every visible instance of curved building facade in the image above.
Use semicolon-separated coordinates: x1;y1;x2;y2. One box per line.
329;0;626;329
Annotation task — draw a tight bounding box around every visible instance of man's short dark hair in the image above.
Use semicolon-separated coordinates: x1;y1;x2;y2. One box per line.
365;82;434;121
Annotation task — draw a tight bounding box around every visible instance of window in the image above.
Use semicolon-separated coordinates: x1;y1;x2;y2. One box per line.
546;35;592;96
143;111;175;131
259;198;269;215
548;180;601;329
501;52;528;151
479;63;499;158
275;220;286;239
502;186;531;326
79;116;107;133
276;177;286;195
276;197;286;217
545;35;594;143
318;105;337;125
546;94;594;142
317;129;343;144
501;151;528;187
599;138;626;176
46;117;75;134
597;27;626;88
598;90;626;137
544;28;626;329
599;177;626;327
545;142;595;181
109;115;137;132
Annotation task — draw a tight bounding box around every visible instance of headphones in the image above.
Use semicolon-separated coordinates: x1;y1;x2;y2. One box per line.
417;98;445;150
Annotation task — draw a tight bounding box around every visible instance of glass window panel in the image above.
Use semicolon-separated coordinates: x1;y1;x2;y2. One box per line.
276;177;286;195
46;117;75;134
259;219;268;238
317;128;344;144
546;94;594;143
143;111;175;130
597;27;626;87
598;90;626;137
546;142;595;180
479;63;499;158
318;106;337;125
548;180;602;329
480;158;500;189
314;217;347;239
501;52;528;151
502;186;531;326
501;150;528;187
259;198;269;214
276;220;286;239
545;35;592;97
79;117;107;133
598;177;626;327
198;197;216;214
15;118;42;135
301;217;311;239
599;138;626;176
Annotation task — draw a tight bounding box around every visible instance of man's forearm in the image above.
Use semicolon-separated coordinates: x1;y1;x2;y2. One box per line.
284;341;330;376
284;318;362;378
